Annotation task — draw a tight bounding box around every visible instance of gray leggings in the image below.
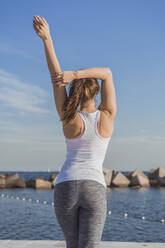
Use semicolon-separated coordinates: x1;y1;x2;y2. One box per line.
54;179;107;248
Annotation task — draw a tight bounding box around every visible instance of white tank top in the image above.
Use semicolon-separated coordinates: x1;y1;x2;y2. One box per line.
53;110;111;188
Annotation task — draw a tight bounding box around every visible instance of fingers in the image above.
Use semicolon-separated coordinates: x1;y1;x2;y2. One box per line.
33;24;38;32
33;15;44;26
51;72;65;87
37;16;44;25
53;78;63;84
33;23;40;31
33;16;39;23
52;76;63;83
33;22;41;31
53;72;63;78
41;17;47;24
33;19;38;25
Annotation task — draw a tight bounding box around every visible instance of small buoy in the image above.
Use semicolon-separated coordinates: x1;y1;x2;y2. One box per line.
36;199;40;203
28;198;32;202
161;219;164;223
142;216;145;220
52;202;54;206
124;213;128;217
43;201;47;204
108;210;112;215
16;196;19;200
22;198;25;201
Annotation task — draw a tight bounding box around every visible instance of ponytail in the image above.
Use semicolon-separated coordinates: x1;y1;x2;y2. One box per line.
60;77;99;126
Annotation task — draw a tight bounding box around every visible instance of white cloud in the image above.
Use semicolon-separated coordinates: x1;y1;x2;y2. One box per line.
0;119;63;146
0;68;52;114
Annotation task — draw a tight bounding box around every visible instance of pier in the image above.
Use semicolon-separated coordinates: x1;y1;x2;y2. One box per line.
0;240;164;247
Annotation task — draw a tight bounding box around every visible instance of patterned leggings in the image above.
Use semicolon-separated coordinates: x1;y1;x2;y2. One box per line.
54;179;107;248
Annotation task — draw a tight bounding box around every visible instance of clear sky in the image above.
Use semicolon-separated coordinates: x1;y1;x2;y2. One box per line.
0;0;165;172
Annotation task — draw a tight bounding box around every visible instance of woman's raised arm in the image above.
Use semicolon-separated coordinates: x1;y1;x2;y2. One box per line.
33;15;67;120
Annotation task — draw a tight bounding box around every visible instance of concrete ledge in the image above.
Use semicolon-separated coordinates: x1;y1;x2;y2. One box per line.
0;240;164;247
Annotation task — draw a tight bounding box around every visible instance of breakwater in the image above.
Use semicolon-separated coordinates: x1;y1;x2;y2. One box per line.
0;167;165;189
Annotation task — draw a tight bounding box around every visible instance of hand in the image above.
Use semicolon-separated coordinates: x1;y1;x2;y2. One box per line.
33;15;50;40
51;71;76;87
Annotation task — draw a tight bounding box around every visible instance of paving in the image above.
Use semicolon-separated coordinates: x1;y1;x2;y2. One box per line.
0;240;164;248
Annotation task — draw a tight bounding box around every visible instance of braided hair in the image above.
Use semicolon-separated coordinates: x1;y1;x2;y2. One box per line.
60;77;99;126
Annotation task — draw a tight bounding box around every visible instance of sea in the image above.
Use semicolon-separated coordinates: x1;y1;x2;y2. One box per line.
0;170;165;242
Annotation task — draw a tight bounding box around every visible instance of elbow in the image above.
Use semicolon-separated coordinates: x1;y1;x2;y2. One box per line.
106;67;112;75
111;104;117;119
111;110;117;120
104;104;117;120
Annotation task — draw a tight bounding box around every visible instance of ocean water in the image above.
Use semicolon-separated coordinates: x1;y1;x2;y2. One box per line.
0;171;165;242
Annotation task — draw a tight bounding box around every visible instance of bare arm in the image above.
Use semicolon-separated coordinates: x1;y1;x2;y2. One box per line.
75;67;117;119
75;67;110;81
42;35;68;119
100;69;117;119
42;35;61;75
33;15;67;120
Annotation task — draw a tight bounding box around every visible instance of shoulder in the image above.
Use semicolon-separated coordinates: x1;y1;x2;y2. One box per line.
62;111;81;126
62;111;83;139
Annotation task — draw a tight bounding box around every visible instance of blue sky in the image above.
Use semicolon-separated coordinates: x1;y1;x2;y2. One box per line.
0;0;165;171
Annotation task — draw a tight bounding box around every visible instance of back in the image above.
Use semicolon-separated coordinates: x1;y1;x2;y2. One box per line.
54;110;111;188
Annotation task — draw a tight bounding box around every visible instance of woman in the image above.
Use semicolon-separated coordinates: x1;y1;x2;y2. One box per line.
33;15;117;248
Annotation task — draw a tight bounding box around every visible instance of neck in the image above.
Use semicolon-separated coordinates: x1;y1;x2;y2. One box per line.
80;102;97;113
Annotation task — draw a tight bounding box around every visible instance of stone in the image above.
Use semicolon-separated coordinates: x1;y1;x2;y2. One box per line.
38;176;44;180
6;173;19;182
131;185;141;189
13;178;26;188
130;174;150;187
103;168;112;187
5;173;26;188
111;170;118;181
159;177;165;186
126;169;147;180
0;178;6;189
35;179;52;189
26;178;52;189
150;179;159;187
148;168;165;186
49;173;58;182
148;168;156;180
111;172;130;187
125;171;133;180
0;174;6;179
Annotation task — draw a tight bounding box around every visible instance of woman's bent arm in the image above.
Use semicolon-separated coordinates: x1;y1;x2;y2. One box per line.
75;67;110;81
100;69;117;119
